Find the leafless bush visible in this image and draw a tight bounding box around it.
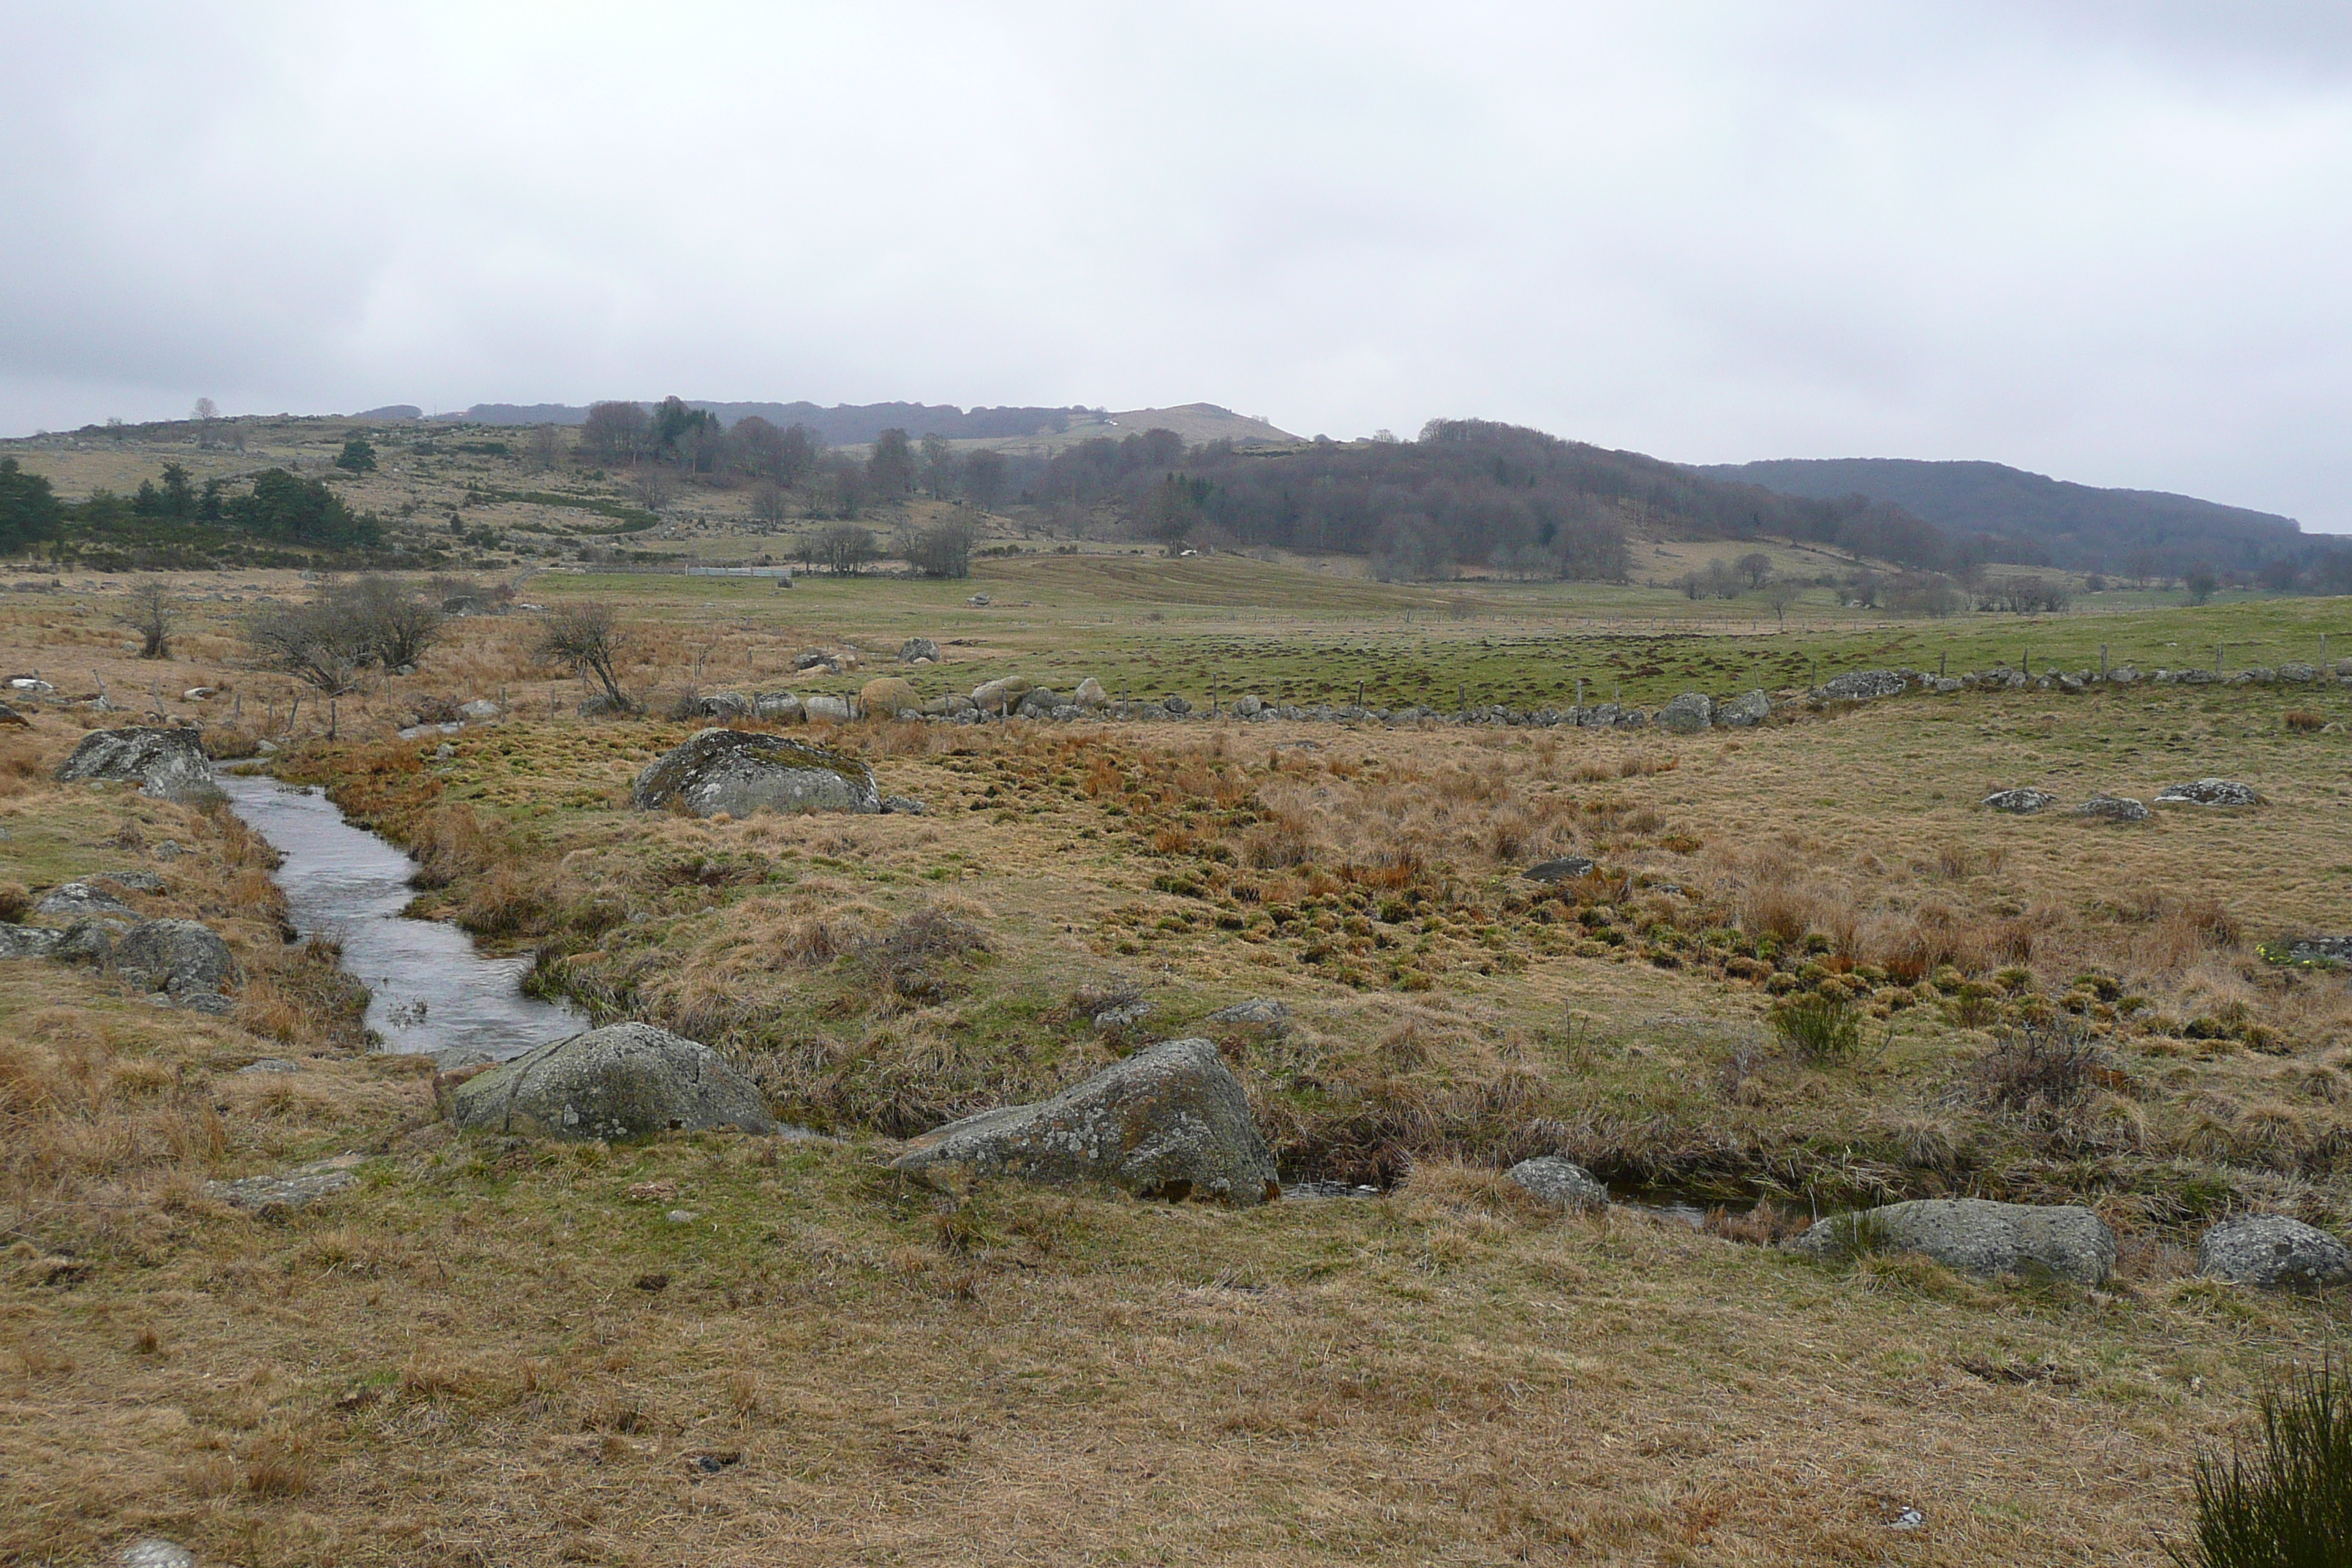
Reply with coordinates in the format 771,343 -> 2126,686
535,603 -> 636,712
1970,1020 -> 2106,1112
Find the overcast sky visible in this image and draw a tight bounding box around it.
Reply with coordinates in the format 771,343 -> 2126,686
5,2 -> 2349,528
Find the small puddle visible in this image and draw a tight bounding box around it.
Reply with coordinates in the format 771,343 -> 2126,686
217,774 -> 584,1065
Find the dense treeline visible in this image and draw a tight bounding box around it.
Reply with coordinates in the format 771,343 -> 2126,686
0,459 -> 384,567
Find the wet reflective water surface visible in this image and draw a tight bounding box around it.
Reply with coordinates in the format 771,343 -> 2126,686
218,773 -> 584,1064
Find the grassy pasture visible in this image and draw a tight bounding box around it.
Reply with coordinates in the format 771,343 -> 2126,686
1,568 -> 2349,1564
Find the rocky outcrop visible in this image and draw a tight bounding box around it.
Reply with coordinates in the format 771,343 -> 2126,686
446,1023 -> 777,1141
206,1154 -> 366,1214
892,1037 -> 1279,1205
2075,794 -> 2151,823
55,725 -> 217,802
631,729 -> 878,818
2155,779 -> 2260,807
115,918 -> 236,999
34,881 -> 138,923
1656,693 -> 1713,734
2196,1214 -> 2352,1290
1787,1198 -> 2117,1284
899,637 -> 941,663
1984,788 -> 2058,813
1505,1156 -> 1606,1210
1716,690 -> 1771,728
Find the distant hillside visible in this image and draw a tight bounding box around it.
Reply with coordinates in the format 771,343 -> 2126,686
1695,457 -> 2304,575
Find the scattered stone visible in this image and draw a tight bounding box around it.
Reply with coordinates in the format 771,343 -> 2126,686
181,687 -> 216,701
1983,788 -> 2058,814
2155,778 -> 2260,807
2196,1214 -> 2352,1290
152,839 -> 184,861
802,694 -> 852,723
206,1154 -> 366,1215
899,637 -> 941,663
1656,692 -> 1713,733
115,918 -> 236,998
2278,663 -> 2317,682
235,1058 -> 303,1074
1074,677 -> 1109,707
754,691 -> 804,723
34,881 -> 138,923
1092,1000 -> 1151,1033
1716,690 -> 1771,727
666,1209 -> 698,1225
879,796 -> 927,815
1523,856 -> 1597,883
1787,1198 -> 2117,1284
690,690 -> 754,720
53,725 -> 217,802
434,742 -> 456,760
860,676 -> 920,718
2075,794 -> 2151,823
1204,998 -> 1287,1027
2275,935 -> 2352,967
794,649 -> 834,671
445,1022 -> 778,1141
91,870 -> 163,893
1504,1156 -> 1607,1210
1231,693 -> 1264,717
966,593 -> 992,606
633,729 -> 879,818
1161,694 -> 1192,716
458,698 -> 500,720
120,1539 -> 197,1568
892,1037 -> 1280,1205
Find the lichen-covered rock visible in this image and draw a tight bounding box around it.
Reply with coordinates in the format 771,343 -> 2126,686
2075,794 -> 2151,823
631,728 -> 878,818
1523,856 -> 1597,883
892,1037 -> 1279,1205
2196,1214 -> 2352,1290
1656,692 -> 1713,733
0,924 -> 63,960
860,677 -> 920,718
206,1154 -> 366,1214
1505,1156 -> 1607,1210
1074,678 -> 1109,707
115,918 -> 235,997
754,691 -> 804,723
2155,778 -> 2260,807
34,881 -> 138,923
55,725 -> 217,802
1787,1198 -> 2117,1284
447,1022 -> 777,1141
899,637 -> 941,663
1205,998 -> 1287,1028
1820,669 -> 1907,701
802,694 -> 852,723
1984,788 -> 2058,814
1717,690 -> 1772,727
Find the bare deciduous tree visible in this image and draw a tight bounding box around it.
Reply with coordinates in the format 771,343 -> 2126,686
117,581 -> 178,659
527,423 -> 564,472
750,481 -> 791,529
813,523 -> 878,575
629,466 -> 679,512
535,603 -> 636,712
244,599 -> 368,696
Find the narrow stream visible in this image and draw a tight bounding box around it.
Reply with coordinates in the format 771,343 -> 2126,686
217,773 -> 585,1066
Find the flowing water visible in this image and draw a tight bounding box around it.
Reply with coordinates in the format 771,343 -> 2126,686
217,773 -> 584,1064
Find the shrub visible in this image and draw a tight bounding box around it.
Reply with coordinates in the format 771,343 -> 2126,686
2170,1358 -> 2352,1568
1971,1021 -> 2103,1112
2283,711 -> 2325,734
0,881 -> 28,923
1767,992 -> 1868,1064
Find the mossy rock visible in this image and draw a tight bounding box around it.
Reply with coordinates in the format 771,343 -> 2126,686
630,728 -> 878,818
446,1022 -> 777,1141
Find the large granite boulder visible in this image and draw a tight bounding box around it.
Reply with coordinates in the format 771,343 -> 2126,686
1787,1197 -> 2117,1284
899,637 -> 941,664
1075,678 -> 1109,708
2155,778 -> 2260,807
892,1037 -> 1280,1205
970,675 -> 1032,713
446,1022 -> 776,1141
753,691 -> 804,723
690,690 -> 755,721
1656,693 -> 1713,734
631,728 -> 878,818
802,694 -> 853,723
115,918 -> 235,998
860,677 -> 920,718
1504,1156 -> 1607,1210
2196,1214 -> 2352,1291
55,725 -> 217,802
1717,690 -> 1771,728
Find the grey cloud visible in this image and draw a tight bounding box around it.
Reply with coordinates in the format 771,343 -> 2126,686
2,1 -> 2347,529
